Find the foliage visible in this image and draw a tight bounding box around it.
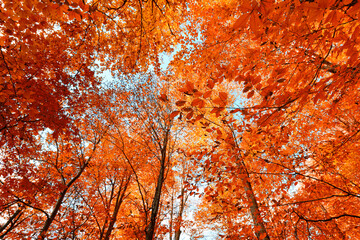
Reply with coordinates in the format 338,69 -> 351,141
1,0 -> 360,239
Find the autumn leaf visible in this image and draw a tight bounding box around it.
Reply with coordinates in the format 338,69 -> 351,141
191,98 -> 205,108
4,0 -> 360,239
186,110 -> 194,119
195,114 -> 204,121
176,100 -> 186,106
207,80 -> 215,89
218,91 -> 228,101
170,111 -> 180,119
212,97 -> 224,106
203,90 -> 212,98
186,81 -> 195,92
243,85 -> 252,93
233,13 -> 251,30
159,93 -> 168,102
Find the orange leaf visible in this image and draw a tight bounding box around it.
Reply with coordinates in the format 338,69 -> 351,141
182,107 -> 192,112
170,111 -> 180,119
191,98 -> 203,106
186,81 -> 195,92
207,80 -> 215,89
203,90 -> 212,98
259,232 -> 267,240
176,100 -> 186,106
317,0 -> 334,8
219,91 -> 228,101
233,13 -> 250,30
186,111 -> 194,119
194,90 -> 203,97
178,87 -> 188,93
159,93 -> 168,102
250,12 -> 262,35
210,107 -> 218,114
195,114 -> 204,121
213,97 -> 223,105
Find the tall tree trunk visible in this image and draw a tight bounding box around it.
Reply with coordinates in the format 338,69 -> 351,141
145,130 -> 169,240
0,208 -> 22,233
230,124 -> 270,240
38,163 -> 89,240
0,207 -> 23,238
38,188 -> 68,240
103,176 -> 131,240
169,195 -> 174,240
238,160 -> 270,240
174,186 -> 185,240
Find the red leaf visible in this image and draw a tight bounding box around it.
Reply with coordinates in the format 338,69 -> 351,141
230,109 -> 241,114
243,85 -> 252,93
247,90 -> 255,98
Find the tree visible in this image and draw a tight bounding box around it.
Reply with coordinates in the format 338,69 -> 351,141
171,0 -> 360,238
91,74 -> 188,240
3,0 -> 360,239
76,137 -> 132,240
0,113 -> 106,239
0,0 -> 183,151
1,0 -> 184,238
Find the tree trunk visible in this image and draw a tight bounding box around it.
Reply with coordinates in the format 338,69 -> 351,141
174,186 -> 185,240
0,208 -> 22,233
0,207 -> 23,238
38,162 -> 89,240
169,195 -> 174,240
38,188 -> 68,240
238,160 -> 270,240
103,176 -> 131,240
145,130 -> 169,240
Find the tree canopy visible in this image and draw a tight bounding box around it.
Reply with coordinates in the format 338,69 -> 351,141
1,0 -> 360,239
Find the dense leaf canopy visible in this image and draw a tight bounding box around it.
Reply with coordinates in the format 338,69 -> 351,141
1,0 -> 360,239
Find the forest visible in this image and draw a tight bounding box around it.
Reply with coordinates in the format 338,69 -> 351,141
1,0 -> 360,239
